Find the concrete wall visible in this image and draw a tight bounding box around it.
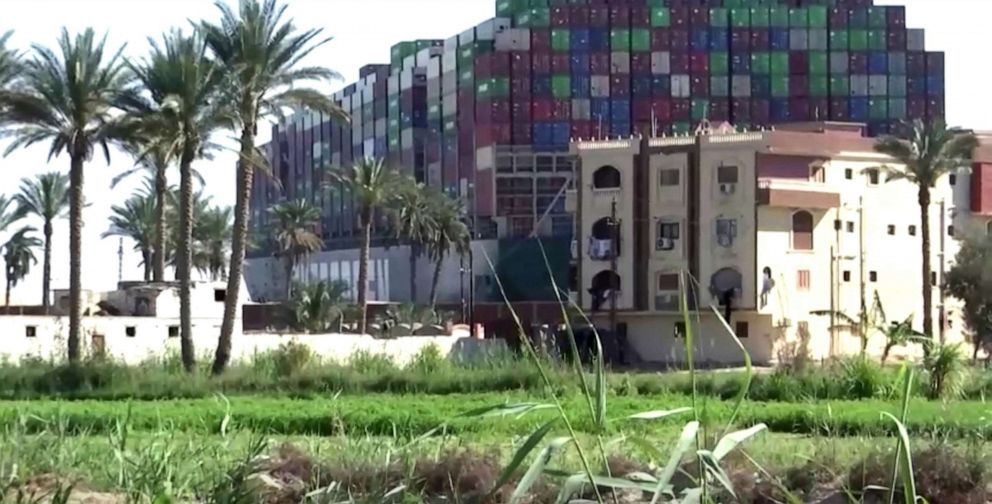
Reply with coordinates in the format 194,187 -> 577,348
0,315 -> 498,366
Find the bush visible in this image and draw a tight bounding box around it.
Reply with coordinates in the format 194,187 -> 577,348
349,350 -> 397,374
272,341 -> 315,377
924,343 -> 968,400
408,344 -> 447,373
848,445 -> 988,504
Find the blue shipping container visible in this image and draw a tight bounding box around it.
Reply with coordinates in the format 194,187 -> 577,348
610,99 -> 631,121
709,28 -> 729,51
771,99 -> 791,121
589,28 -> 609,51
907,77 -> 926,95
570,54 -> 590,74
652,75 -> 671,95
633,76 -> 653,97
850,97 -> 870,120
534,123 -> 555,146
533,76 -> 553,96
552,122 -> 570,144
770,28 -> 789,50
927,76 -> 943,95
731,54 -> 751,73
591,98 -> 611,120
611,121 -> 631,137
691,29 -> 710,51
571,29 -> 591,52
572,75 -> 591,97
751,75 -> 771,96
869,52 -> 887,73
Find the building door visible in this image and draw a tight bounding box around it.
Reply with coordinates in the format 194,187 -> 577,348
91,333 -> 106,360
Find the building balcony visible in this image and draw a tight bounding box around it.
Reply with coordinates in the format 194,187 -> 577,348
757,179 -> 840,210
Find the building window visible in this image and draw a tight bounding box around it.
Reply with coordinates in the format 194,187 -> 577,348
593,165 -> 621,189
657,221 -> 680,251
846,221 -> 855,233
833,219 -> 841,231
887,225 -> 895,235
866,168 -> 880,185
870,271 -> 878,282
810,165 -> 825,183
658,273 -> 679,292
845,168 -> 853,180
125,326 -> 136,338
716,218 -> 738,247
735,321 -> 749,338
797,270 -> 811,291
717,165 -> 739,184
659,168 -> 680,186
949,174 -> 957,186
792,211 -> 814,250
674,321 -> 686,339
948,225 -> 955,237
931,272 -> 938,286
168,326 -> 180,338
908,225 -> 917,236
25,326 -> 36,338
214,289 -> 227,302
843,271 -> 852,282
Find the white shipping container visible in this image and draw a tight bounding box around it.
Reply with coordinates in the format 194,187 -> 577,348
611,51 -> 630,74
444,35 -> 459,50
476,146 -> 495,170
400,70 -> 414,91
401,129 -> 414,148
830,51 -> 848,74
362,87 -> 373,105
671,75 -> 690,98
850,75 -> 869,97
808,29 -> 828,51
364,138 -> 375,155
476,19 -> 496,41
459,28 -> 476,47
732,75 -> 751,97
789,29 -> 808,50
493,17 -> 512,33
888,76 -> 906,96
442,51 -> 457,73
416,48 -> 432,67
403,55 -> 416,72
427,58 -> 441,79
376,118 -> 388,137
651,51 -> 670,74
869,75 -> 888,96
443,93 -> 457,114
351,93 -> 362,109
495,28 -> 530,51
388,75 -> 400,95
907,29 -> 925,51
572,98 -> 591,120
590,75 -> 611,98
889,52 -> 906,75
711,76 -> 729,96
442,71 -> 457,92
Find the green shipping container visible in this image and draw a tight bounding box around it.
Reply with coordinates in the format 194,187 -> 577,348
830,76 -> 849,95
458,46 -> 475,65
889,98 -> 907,119
711,77 -> 729,96
459,69 -> 474,88
771,76 -> 789,97
528,0 -> 548,6
809,6 -> 828,28
868,30 -> 887,51
750,8 -> 770,27
869,98 -> 888,119
868,7 -> 887,28
428,104 -> 441,120
493,77 -> 510,97
631,29 -> 650,52
751,53 -> 770,74
672,122 -> 691,135
691,99 -> 710,120
515,11 -> 532,27
809,76 -> 828,97
731,8 -> 749,27
651,7 -> 671,27
769,7 -> 789,28
830,30 -> 848,50
710,8 -> 728,27
645,0 -> 663,6
552,29 -> 570,51
611,29 -> 630,50
711,52 -> 729,74
849,30 -> 868,51
477,78 -> 494,98
552,75 -> 571,98
809,52 -> 828,75
789,8 -> 808,27
529,8 -> 551,27
770,52 -> 789,75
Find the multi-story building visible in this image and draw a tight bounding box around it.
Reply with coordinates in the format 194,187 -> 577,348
246,0 -> 944,309
569,122 -> 990,365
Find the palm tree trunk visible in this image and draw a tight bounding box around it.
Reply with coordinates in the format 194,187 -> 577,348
284,255 -> 294,299
919,187 -> 933,349
409,244 -> 418,304
358,206 -> 372,335
67,152 -> 84,363
142,250 -> 152,281
178,145 -> 196,373
5,275 -> 10,308
430,255 -> 443,307
42,220 -> 52,313
882,342 -> 893,364
213,123 -> 255,376
154,162 -> 167,282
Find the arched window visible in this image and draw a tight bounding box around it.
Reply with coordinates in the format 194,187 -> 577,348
792,211 -> 814,250
589,270 -> 621,311
592,217 -> 616,240
593,165 -> 621,189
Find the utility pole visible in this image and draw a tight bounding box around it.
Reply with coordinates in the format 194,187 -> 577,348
829,245 -> 836,357
609,198 -> 619,356
859,196 -> 867,352
117,238 -> 124,284
939,199 -> 947,343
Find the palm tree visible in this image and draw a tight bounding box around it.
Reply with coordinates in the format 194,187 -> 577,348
288,279 -> 349,333
811,291 -> 889,356
3,227 -> 40,307
196,205 -> 233,281
875,120 -> 978,344
113,144 -> 172,282
15,172 -> 69,311
427,192 -> 471,307
392,184 -> 437,303
201,0 -> 348,375
270,199 -> 323,299
0,31 -> 22,117
130,29 -> 227,373
326,158 -> 406,335
2,29 -> 136,362
104,191 -> 157,281
0,196 -> 27,246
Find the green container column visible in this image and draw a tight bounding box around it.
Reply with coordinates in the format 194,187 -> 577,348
829,30 -> 848,50
631,29 -> 650,52
552,29 -> 570,52
552,75 -> 571,98
710,8 -> 728,27
830,76 -> 850,96
751,53 -> 771,74
868,30 -> 887,51
771,76 -> 789,97
809,52 -> 828,75
691,99 -> 710,120
770,52 -> 789,75
711,53 -> 729,75
750,8 -> 770,28
769,7 -> 789,28
611,29 -> 630,51
651,7 -> 671,27
849,30 -> 868,51
810,76 -> 828,97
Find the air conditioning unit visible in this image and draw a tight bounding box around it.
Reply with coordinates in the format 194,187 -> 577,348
719,183 -> 737,195
717,234 -> 733,247
657,238 -> 675,251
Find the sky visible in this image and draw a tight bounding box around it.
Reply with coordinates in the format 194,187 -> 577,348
0,0 -> 989,303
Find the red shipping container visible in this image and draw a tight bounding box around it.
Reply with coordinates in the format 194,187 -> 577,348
533,99 -> 554,121
790,52 -> 809,75
651,99 -> 672,122
691,52 -> 709,74
531,29 -> 551,52
731,29 -> 750,52
887,30 -> 906,51
671,7 -> 689,27
630,6 -> 651,27
906,52 -> 926,75
671,29 -> 690,51
532,52 -> 552,74
634,122 -> 653,137
849,53 -> 868,74
790,98 -> 810,121
888,6 -> 906,27
672,99 -> 691,121
457,89 -> 475,108
494,100 -> 512,122
512,99 -> 532,121
790,75 -> 809,97
571,120 -> 593,140
830,98 -> 850,120
633,98 -> 653,121
511,77 -> 532,98
690,76 -> 708,96
651,28 -> 671,51
751,98 -> 769,123
551,6 -> 569,27
551,54 -> 571,73
908,97 -> 926,119
671,52 -> 690,73
552,99 -> 571,119
589,6 -> 609,27
750,29 -> 769,50
732,98 -> 750,121
476,124 -> 511,147
631,53 -> 651,74
611,75 -> 631,97
590,52 -> 611,74
475,171 -> 494,217
570,6 -> 589,26
710,98 -> 730,121
610,6 -> 630,26
511,52 -> 531,77
926,52 -> 945,73
829,8 -> 846,27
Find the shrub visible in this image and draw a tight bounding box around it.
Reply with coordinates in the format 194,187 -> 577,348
924,343 -> 968,400
271,341 -> 315,377
848,445 -> 988,504
349,350 -> 397,374
408,344 -> 447,373
837,356 -> 889,399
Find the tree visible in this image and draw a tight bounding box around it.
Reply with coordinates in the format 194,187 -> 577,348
2,227 -> 40,307
2,29 -> 136,362
879,317 -> 925,364
812,291 -> 906,358
15,172 -> 69,311
270,199 -> 323,299
288,279 -> 348,333
103,191 -> 157,281
201,0 -> 347,375
326,158 -> 406,335
196,205 -> 233,281
426,191 -> 470,307
130,29 -> 227,373
0,31 -> 22,118
0,196 -> 27,246
945,233 -> 992,362
392,183 -> 437,304
875,120 -> 978,344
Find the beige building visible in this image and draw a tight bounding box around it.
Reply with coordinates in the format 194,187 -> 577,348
567,122 -> 990,366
